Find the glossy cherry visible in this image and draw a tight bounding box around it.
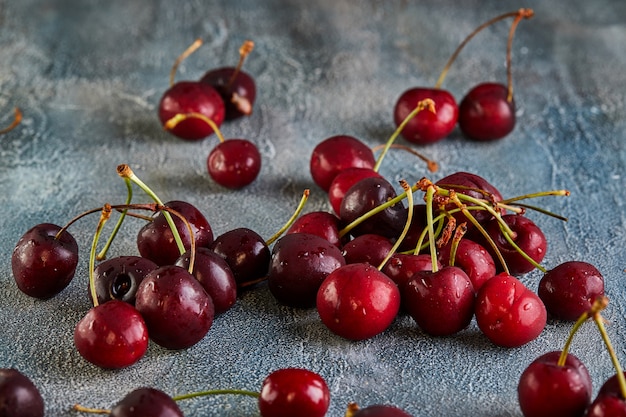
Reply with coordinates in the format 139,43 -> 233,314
259,368 -> 330,417
475,272 -> 546,347
286,211 -> 342,247
346,403 -> 414,417
158,81 -> 225,141
90,255 -> 158,305
175,247 -> 237,314
12,223 -> 79,299
268,233 -> 345,308
538,261 -> 605,321
309,135 -> 376,192
327,167 -> 382,216
438,238 -> 496,292
381,253 -> 437,290
110,387 -> 183,417
74,300 -> 149,369
207,138 -> 261,189
0,368 -> 44,417
518,351 -> 592,417
393,87 -> 458,145
135,265 -> 214,350
585,373 -> 626,416
342,234 -> 393,266
458,83 -> 515,141
317,263 -> 400,340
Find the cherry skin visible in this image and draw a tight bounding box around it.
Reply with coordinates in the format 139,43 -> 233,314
158,80 -> 225,141
137,200 -> 214,266
200,67 -> 256,120
286,211 -> 343,247
207,138 -> 261,189
397,204 -> 428,252
342,234 -> 393,266
475,272 -> 547,347
110,387 -> 183,417
403,266 -> 475,336
438,238 -> 496,292
381,253 -> 438,290
316,263 -> 400,340
517,351 -> 592,417
393,87 -> 458,145
585,372 -> 626,416
0,368 -> 44,417
327,167 -> 382,216
458,82 -> 515,141
135,265 -> 214,350
538,261 -> 605,321
74,300 -> 149,369
90,255 -> 159,305
259,368 -> 330,417
175,247 -> 237,314
268,233 -> 345,308
310,135 -> 376,192
347,403 -> 415,417
12,223 -> 79,299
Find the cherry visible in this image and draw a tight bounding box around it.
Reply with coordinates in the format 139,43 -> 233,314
342,234 -> 393,266
403,266 -> 475,336
586,373 -> 626,416
393,88 -> 458,145
538,261 -> 605,321
327,167 -> 382,216
0,368 -> 44,417
135,265 -> 214,350
475,272 -> 546,347
309,135 -> 376,192
286,211 -> 342,247
74,300 -> 149,369
346,403 -> 414,417
458,83 -> 515,141
11,223 -> 79,299
438,238 -> 496,292
90,255 -> 158,305
110,387 -> 183,417
137,200 -> 213,266
381,253 -> 438,290
258,368 -> 330,417
316,263 -> 400,340
397,203 -> 428,252
200,40 -> 256,120
207,138 -> 261,189
267,232 -> 345,308
518,351 -> 592,417
210,227 -> 270,288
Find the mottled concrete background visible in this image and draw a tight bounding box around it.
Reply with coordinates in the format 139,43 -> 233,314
1,0 -> 625,415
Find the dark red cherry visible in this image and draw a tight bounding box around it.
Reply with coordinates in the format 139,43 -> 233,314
403,266 -> 475,336
74,300 -> 149,369
327,167 -> 382,216
438,238 -> 496,292
342,234 -> 393,266
348,403 -> 414,417
175,247 -> 237,314
201,67 -> 256,120
397,204 -> 428,253
585,372 -> 626,416
258,368 -> 330,417
207,138 -> 261,189
135,265 -> 214,350
91,256 -> 159,305
12,223 -> 79,299
518,351 -> 592,417
158,81 -> 225,141
310,135 -> 376,192
393,87 -> 458,145
381,253 -> 438,290
268,233 -> 345,308
475,272 -> 546,347
137,200 -> 213,266
538,261 -> 605,321
110,387 -> 183,417
286,211 -> 342,247
210,227 -> 270,288
0,368 -> 44,417
458,82 -> 515,141
317,263 -> 400,340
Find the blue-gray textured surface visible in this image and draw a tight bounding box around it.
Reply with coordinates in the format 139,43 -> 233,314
1,0 -> 625,415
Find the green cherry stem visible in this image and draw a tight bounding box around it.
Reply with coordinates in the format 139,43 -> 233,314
96,177 -> 133,261
172,388 -> 259,402
89,205 -> 113,307
424,184 -> 439,272
117,164 -> 186,256
169,38 -> 203,87
378,180 -> 413,270
447,222 -> 468,268
556,298 -> 605,367
72,404 -> 110,414
591,296 -> 626,399
164,112 -> 226,143
265,188 -> 311,246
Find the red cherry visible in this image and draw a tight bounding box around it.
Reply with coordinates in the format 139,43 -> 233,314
475,273 -> 546,347
0,368 -> 44,417
348,403 -> 414,417
316,263 -> 400,340
286,211 -> 342,247
438,238 -> 496,292
342,234 -> 394,266
327,167 -> 382,216
381,253 -> 437,290
393,87 -> 458,145
458,82 -> 515,141
110,387 -> 183,417
258,368 -> 330,417
207,138 -> 261,189
74,300 -> 149,369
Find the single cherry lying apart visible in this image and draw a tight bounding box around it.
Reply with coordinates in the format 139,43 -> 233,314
0,368 -> 44,417
258,368 -> 330,417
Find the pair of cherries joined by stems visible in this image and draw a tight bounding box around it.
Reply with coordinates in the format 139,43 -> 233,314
158,39 -> 261,189
394,8 -> 534,144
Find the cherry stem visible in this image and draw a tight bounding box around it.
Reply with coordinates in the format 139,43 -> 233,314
164,112 -> 226,143
591,296 -> 626,399
117,164 -> 186,256
500,224 -> 547,273
0,107 -> 22,134
72,404 -> 110,414
96,177 -> 133,261
344,402 -> 361,417
169,38 -> 203,87
506,9 -> 534,102
372,143 -> 438,173
557,298 -> 606,367
172,388 -> 259,402
424,185 -> 439,272
378,180 -> 413,270
434,8 -> 533,89
447,223 -> 468,267
89,205 -> 112,307
373,98 -> 436,172
500,189 -> 570,204
226,40 -> 254,88
265,189 -> 311,246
